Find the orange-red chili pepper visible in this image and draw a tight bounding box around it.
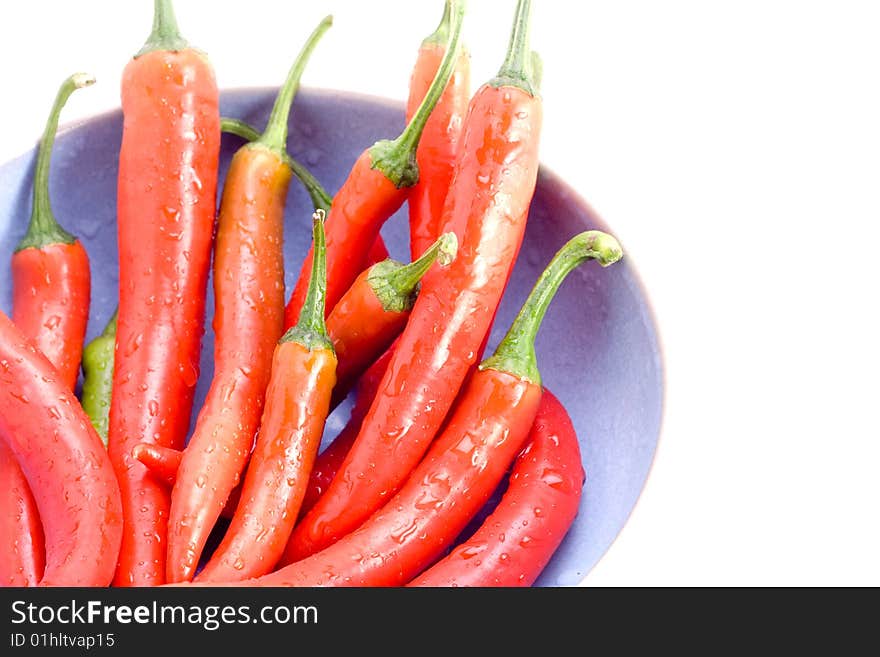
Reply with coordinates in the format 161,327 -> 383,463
327,232 -> 456,397
0,311 -> 123,586
195,213 -> 336,583
300,345 -> 394,516
409,389 -> 585,587
204,231 -> 622,587
282,0 -> 466,327
285,0 -> 544,561
108,0 -> 221,586
165,16 -> 332,584
406,1 -> 471,260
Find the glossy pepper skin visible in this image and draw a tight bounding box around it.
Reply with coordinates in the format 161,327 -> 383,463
327,233 -> 456,398
0,311 -> 123,586
166,17 -> 332,583
0,437 -> 44,586
410,389 -> 585,587
177,228 -> 622,588
407,2 -> 471,259
196,215 -> 336,583
300,344 -> 394,515
282,0 -> 467,327
285,0 -> 544,561
108,0 -> 221,586
255,372 -> 541,586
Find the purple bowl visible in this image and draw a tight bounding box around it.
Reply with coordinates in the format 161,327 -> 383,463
0,87 -> 664,586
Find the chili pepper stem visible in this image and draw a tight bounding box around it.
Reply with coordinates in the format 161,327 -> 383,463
221,118 -> 332,212
423,0 -> 454,47
491,0 -> 540,96
16,73 -> 94,252
282,211 -> 331,350
368,232 -> 458,313
369,0 -> 466,188
138,0 -> 189,57
480,231 -> 623,384
256,16 -> 333,154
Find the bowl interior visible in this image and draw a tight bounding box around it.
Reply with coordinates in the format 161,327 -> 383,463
0,87 -> 664,586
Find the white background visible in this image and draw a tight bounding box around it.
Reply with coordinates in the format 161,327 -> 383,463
1,1 -> 878,586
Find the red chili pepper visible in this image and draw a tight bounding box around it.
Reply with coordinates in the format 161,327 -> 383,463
208,231 -> 622,587
282,0 -> 466,327
0,311 -> 123,586
406,1 -> 471,260
300,345 -> 394,515
0,437 -> 45,586
108,0 -> 221,586
328,232 -> 456,398
12,73 -> 93,391
285,0 -> 544,561
195,213 -> 337,583
366,238 -> 390,267
409,389 -> 584,587
166,16 -> 332,584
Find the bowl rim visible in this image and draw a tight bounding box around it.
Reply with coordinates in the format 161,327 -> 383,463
0,84 -> 668,586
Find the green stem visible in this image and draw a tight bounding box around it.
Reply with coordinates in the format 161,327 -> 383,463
16,73 -> 94,252
490,0 -> 540,96
281,210 -> 332,350
369,0 -> 466,188
368,232 -> 458,313
423,0 -> 453,47
137,0 -> 189,57
480,231 -> 623,384
81,308 -> 119,446
257,15 -> 333,153
221,117 -> 332,213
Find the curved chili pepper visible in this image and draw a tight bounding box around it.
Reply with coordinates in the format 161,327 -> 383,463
328,232 -> 456,398
0,437 -> 44,586
301,345 -> 394,515
282,0 -> 466,327
409,389 -> 584,587
166,16 -> 332,584
0,311 -> 123,586
407,0 -> 471,259
108,0 -> 221,586
210,231 -> 622,587
12,73 -> 93,391
285,0 -> 544,562
81,309 -> 117,445
195,213 -> 336,583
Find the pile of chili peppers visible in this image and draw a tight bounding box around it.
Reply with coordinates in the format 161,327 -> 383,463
0,0 -> 624,588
